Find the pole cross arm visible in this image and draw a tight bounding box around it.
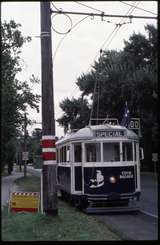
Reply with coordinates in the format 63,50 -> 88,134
50,10 -> 157,20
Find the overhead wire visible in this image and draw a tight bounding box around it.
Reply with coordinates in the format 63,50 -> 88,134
120,1 -> 157,15
51,2 -> 92,98
87,1 -> 138,66
104,1 -> 140,49
51,2 -> 61,11
89,1 -> 140,123
52,15 -> 91,64
69,2 -> 139,99
74,1 -> 104,13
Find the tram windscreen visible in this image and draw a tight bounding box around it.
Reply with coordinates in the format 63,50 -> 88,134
103,143 -> 120,162
122,142 -> 133,161
85,143 -> 101,162
74,143 -> 82,162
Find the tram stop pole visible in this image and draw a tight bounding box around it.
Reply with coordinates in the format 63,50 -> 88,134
40,2 -> 58,216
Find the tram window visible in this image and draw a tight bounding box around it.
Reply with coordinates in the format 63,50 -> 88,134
122,142 -> 133,161
85,143 -> 101,162
134,142 -> 137,161
74,143 -> 82,162
103,143 -> 120,162
60,147 -> 63,162
60,146 -> 66,162
63,146 -> 66,162
56,149 -> 59,163
66,145 -> 70,162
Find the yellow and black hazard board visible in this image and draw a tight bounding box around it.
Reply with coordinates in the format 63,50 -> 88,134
9,192 -> 40,213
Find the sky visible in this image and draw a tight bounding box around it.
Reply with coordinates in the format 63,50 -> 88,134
1,1 -> 157,137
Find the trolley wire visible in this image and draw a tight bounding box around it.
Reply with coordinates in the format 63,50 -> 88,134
89,2 -> 140,124
74,1 -> 104,13
120,1 -> 157,16
52,15 -> 91,64
69,2 -> 138,100
96,1 -> 140,57
51,2 -> 61,11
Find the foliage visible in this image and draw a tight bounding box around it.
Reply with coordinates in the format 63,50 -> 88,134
28,128 -> 42,168
1,20 -> 40,174
57,97 -> 90,133
57,24 -> 158,170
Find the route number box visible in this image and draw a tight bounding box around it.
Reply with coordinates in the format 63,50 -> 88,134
128,118 -> 140,129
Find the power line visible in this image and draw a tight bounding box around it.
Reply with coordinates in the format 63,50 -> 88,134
74,1 -> 104,13
51,2 -> 60,11
103,1 -> 140,50
120,1 -> 157,16
52,15 -> 90,63
67,2 -> 136,99
87,1 -> 140,65
51,2 -> 157,102
88,2 -> 140,122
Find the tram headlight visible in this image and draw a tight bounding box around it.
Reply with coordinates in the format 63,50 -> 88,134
109,176 -> 117,184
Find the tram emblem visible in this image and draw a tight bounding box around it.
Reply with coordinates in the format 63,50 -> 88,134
90,170 -> 104,188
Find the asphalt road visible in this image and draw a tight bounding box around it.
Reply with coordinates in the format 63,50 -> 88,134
2,166 -> 158,240
94,172 -> 158,240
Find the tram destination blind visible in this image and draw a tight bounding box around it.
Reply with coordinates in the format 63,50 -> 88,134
95,130 -> 125,138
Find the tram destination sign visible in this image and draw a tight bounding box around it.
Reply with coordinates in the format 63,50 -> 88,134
95,130 -> 125,138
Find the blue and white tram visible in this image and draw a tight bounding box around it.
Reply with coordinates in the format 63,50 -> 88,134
56,123 -> 141,213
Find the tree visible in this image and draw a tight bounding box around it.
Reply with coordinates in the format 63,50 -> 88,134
57,24 -> 158,171
27,128 -> 42,167
57,97 -> 90,133
1,20 -> 40,174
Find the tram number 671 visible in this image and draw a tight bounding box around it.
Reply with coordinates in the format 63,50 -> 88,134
129,118 -> 140,129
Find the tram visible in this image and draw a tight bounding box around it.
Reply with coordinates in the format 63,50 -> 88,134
56,121 -> 142,213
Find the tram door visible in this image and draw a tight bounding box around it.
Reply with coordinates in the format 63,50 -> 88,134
73,143 -> 83,193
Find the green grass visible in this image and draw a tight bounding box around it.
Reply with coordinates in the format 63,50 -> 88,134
2,202 -> 121,241
14,175 -> 41,192
2,174 -> 121,241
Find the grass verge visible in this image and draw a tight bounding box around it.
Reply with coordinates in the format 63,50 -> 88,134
2,175 -> 121,241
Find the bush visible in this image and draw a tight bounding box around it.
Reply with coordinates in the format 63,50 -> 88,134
33,155 -> 43,169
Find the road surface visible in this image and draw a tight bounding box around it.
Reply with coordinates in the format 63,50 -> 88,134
1,171 -> 23,207
94,172 -> 158,240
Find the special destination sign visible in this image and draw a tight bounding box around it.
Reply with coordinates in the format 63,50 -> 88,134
95,130 -> 126,138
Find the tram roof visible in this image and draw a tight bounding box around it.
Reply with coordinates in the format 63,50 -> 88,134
56,124 -> 138,145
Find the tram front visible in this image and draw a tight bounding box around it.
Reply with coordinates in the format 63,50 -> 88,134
82,124 -> 141,212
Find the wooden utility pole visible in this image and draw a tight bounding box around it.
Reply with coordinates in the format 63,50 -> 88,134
40,2 -> 58,216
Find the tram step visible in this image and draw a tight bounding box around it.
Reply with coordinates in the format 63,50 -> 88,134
84,204 -> 140,214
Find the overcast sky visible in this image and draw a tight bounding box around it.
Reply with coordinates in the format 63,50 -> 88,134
2,1 -> 157,137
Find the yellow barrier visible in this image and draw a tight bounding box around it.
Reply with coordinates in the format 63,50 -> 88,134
9,192 -> 40,213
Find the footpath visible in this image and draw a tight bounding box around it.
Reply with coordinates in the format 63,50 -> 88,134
1,170 -> 24,208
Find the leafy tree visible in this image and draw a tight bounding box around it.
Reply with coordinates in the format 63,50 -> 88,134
57,97 -> 90,133
27,128 -> 42,166
1,20 -> 40,174
57,24 -> 158,171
